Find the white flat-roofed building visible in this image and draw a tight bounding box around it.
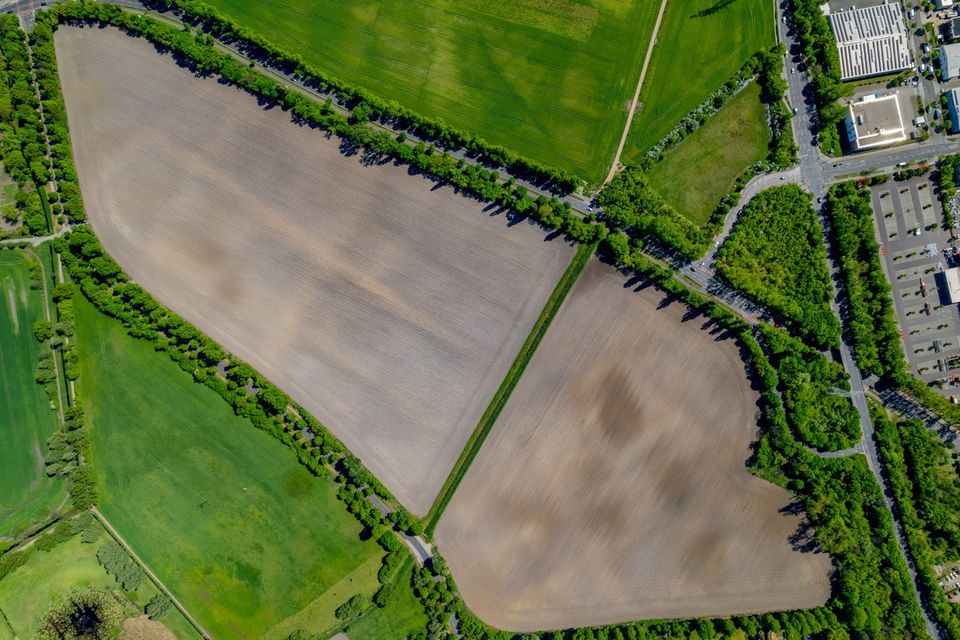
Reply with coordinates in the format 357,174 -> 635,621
829,3 -> 913,80
942,42 -> 960,78
844,93 -> 906,151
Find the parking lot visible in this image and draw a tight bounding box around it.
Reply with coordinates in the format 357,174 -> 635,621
871,174 -> 960,397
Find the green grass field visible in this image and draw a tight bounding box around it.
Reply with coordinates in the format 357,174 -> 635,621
200,0 -> 660,183
0,250 -> 65,539
75,294 -> 409,638
646,81 -> 769,225
0,535 -> 198,639
622,0 -> 774,163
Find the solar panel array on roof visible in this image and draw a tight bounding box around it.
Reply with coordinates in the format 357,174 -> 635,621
829,3 -> 913,80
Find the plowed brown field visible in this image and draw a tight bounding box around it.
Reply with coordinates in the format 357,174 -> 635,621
436,260 -> 832,630
55,26 -> 573,515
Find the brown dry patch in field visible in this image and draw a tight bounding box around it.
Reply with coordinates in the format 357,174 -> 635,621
118,616 -> 175,640
55,26 -> 573,515
436,260 -> 832,630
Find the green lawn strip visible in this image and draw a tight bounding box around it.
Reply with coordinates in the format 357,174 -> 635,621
647,81 -> 769,226
0,250 -> 65,540
74,294 -> 387,638
191,0 -> 659,184
423,241 -> 594,535
622,0 -> 774,161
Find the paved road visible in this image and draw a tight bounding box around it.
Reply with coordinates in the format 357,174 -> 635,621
0,227 -> 68,245
778,2 -> 940,635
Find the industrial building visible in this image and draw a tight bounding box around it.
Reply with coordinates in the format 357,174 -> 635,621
829,3 -> 913,80
943,42 -> 960,79
937,268 -> 960,305
844,93 -> 906,151
947,88 -> 960,133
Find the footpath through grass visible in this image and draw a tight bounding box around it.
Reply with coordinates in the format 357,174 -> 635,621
647,81 -> 769,226
75,294 -> 397,638
622,0 -> 774,162
424,241 -> 594,535
0,533 -> 198,639
0,250 -> 65,539
197,0 -> 659,184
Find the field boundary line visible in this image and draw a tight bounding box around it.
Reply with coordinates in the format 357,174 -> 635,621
90,507 -> 212,640
423,242 -> 595,536
603,0 -> 669,185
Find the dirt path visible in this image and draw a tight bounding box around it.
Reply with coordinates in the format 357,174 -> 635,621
603,0 -> 669,185
91,507 -> 212,640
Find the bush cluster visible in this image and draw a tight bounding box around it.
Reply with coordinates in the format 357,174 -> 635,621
759,324 -> 860,451
30,21 -> 86,223
96,539 -> 146,591
716,185 -> 840,348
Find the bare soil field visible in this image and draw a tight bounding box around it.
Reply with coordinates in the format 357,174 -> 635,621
55,26 -> 573,515
436,260 -> 832,630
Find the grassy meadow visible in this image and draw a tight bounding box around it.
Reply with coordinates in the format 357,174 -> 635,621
647,81 -> 769,225
74,294 -> 415,638
622,0 -> 774,162
200,0 -> 660,183
0,250 -> 65,539
0,534 -> 198,639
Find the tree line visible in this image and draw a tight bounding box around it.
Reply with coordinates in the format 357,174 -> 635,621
873,409 -> 960,639
0,15 -> 51,236
716,185 -> 840,348
136,0 -> 580,194
938,154 -> 960,228
787,0 -> 847,154
825,181 -> 960,425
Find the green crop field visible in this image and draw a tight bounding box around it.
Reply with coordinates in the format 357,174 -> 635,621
622,0 -> 774,163
0,250 -> 65,539
0,535 -> 198,639
74,295 -> 423,638
647,81 -> 769,225
199,0 -> 660,184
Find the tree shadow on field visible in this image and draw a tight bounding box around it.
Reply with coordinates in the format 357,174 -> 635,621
691,0 -> 740,18
781,502 -> 827,555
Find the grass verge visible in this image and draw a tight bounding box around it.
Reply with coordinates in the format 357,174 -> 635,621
423,241 -> 594,535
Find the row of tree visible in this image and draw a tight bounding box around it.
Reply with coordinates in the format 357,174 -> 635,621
938,155 -> 960,228
716,185 -> 840,348
826,181 -> 905,378
873,409 -> 960,639
134,0 -> 580,193
787,0 -> 847,153
29,21 -> 86,223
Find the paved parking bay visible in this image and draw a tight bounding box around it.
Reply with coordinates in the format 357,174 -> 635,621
871,174 -> 960,396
